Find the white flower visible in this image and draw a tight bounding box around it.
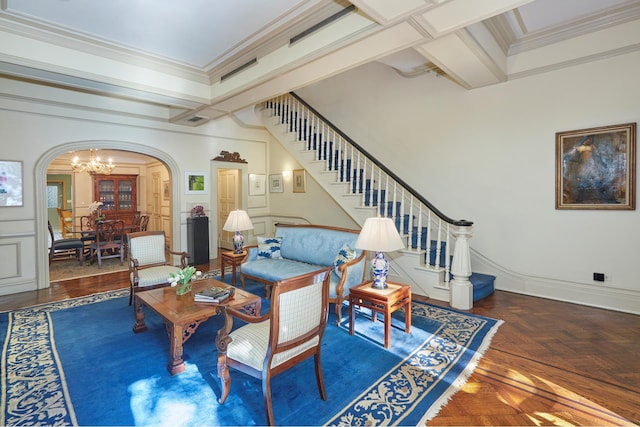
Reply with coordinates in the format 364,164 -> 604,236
88,201 -> 103,212
168,267 -> 200,287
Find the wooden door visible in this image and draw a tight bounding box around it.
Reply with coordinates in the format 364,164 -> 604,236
218,169 -> 239,250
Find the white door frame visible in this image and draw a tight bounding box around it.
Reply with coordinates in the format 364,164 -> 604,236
35,140 -> 181,290
210,160 -> 248,260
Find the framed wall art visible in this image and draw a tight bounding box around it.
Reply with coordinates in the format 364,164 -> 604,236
0,160 -> 23,207
248,173 -> 266,196
185,171 -> 208,195
293,169 -> 306,193
269,174 -> 283,193
556,122 -> 636,210
163,180 -> 170,201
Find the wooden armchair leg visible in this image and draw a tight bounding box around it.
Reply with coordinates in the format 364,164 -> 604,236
335,298 -> 344,326
314,352 -> 327,400
263,374 -> 275,426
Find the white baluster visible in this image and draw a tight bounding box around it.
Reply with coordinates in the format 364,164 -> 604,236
444,223 -> 451,287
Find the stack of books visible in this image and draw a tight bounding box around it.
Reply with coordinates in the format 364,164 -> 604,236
194,286 -> 233,303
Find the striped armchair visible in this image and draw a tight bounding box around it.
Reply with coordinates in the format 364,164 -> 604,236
127,230 -> 189,305
217,267 -> 332,426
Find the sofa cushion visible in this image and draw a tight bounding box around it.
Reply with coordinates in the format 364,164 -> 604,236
333,243 -> 356,276
257,236 -> 282,259
132,265 -> 182,288
242,258 -> 322,283
276,226 -> 360,266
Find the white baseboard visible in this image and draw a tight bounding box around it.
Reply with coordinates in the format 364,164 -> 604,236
471,250 -> 640,315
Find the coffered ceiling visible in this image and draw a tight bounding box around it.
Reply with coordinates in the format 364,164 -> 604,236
1,0 -> 639,126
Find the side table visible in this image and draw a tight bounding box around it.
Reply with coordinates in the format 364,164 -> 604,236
220,250 -> 246,287
349,281 -> 411,348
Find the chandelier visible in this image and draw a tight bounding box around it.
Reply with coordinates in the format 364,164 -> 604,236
71,149 -> 115,175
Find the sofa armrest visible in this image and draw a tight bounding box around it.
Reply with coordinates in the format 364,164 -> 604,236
242,245 -> 259,263
334,251 -> 367,298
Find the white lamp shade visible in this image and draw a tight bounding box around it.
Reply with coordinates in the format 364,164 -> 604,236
222,210 -> 254,232
355,217 -> 404,252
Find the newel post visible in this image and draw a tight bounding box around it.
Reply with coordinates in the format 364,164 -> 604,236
450,221 -> 473,310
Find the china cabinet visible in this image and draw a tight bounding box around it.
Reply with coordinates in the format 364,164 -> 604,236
93,174 -> 140,227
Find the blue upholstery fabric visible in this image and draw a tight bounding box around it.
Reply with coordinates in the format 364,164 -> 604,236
277,226 -> 359,266
241,258 -> 322,283
241,225 -> 367,307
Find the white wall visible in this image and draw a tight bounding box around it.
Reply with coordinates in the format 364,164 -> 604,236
0,80 -> 270,295
297,51 -> 640,308
265,134 -> 358,231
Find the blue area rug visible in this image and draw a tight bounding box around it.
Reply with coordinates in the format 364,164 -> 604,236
0,274 -> 502,426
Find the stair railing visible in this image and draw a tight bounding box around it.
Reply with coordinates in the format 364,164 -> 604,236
265,92 -> 474,299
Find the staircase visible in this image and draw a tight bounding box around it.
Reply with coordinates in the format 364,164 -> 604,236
261,93 -> 494,308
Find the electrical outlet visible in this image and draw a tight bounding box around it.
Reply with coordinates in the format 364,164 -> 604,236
593,272 -> 605,282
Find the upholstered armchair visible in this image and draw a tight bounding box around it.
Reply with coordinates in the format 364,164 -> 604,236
126,230 -> 189,305
217,267 -> 332,426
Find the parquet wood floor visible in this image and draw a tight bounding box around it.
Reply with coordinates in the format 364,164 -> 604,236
2,260 -> 638,426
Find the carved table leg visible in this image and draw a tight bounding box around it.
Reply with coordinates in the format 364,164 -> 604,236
216,307 -> 233,404
168,323 -> 186,375
132,298 -> 147,333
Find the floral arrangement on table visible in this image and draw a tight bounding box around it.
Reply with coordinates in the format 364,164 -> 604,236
87,201 -> 105,222
191,205 -> 206,217
168,266 -> 202,295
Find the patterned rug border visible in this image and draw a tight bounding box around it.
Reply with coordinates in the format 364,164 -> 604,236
2,273 -> 502,426
0,288 -> 130,314
17,268 -> 225,314
326,304 -> 503,426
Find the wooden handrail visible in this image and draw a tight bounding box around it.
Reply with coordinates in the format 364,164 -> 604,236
289,92 -> 472,227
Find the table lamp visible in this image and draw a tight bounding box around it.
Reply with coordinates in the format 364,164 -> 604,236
223,210 -> 254,254
355,217 -> 405,289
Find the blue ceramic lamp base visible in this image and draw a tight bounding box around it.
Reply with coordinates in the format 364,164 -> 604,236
371,251 -> 389,289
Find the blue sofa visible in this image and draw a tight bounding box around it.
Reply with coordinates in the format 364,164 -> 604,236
240,223 -> 366,324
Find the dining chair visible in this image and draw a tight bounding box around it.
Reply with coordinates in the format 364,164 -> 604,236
90,220 -> 125,268
57,207 -> 74,238
217,267 -> 332,426
127,230 -> 189,305
48,220 -> 84,265
138,215 -> 150,231
79,215 -> 96,258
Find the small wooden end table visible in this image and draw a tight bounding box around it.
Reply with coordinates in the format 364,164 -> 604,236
349,280 -> 411,348
220,250 -> 246,287
133,277 -> 261,375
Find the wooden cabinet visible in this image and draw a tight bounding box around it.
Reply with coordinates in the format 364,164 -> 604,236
187,216 -> 209,265
93,174 -> 140,227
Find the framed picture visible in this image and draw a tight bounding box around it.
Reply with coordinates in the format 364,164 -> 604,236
269,174 -> 284,193
293,169 -> 306,193
556,122 -> 636,210
163,180 -> 170,201
0,160 -> 23,207
248,173 -> 266,196
185,171 -> 208,195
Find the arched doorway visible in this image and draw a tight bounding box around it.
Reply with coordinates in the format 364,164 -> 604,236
35,141 -> 182,290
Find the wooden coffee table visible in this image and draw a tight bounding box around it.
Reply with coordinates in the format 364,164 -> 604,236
133,277 -> 261,375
